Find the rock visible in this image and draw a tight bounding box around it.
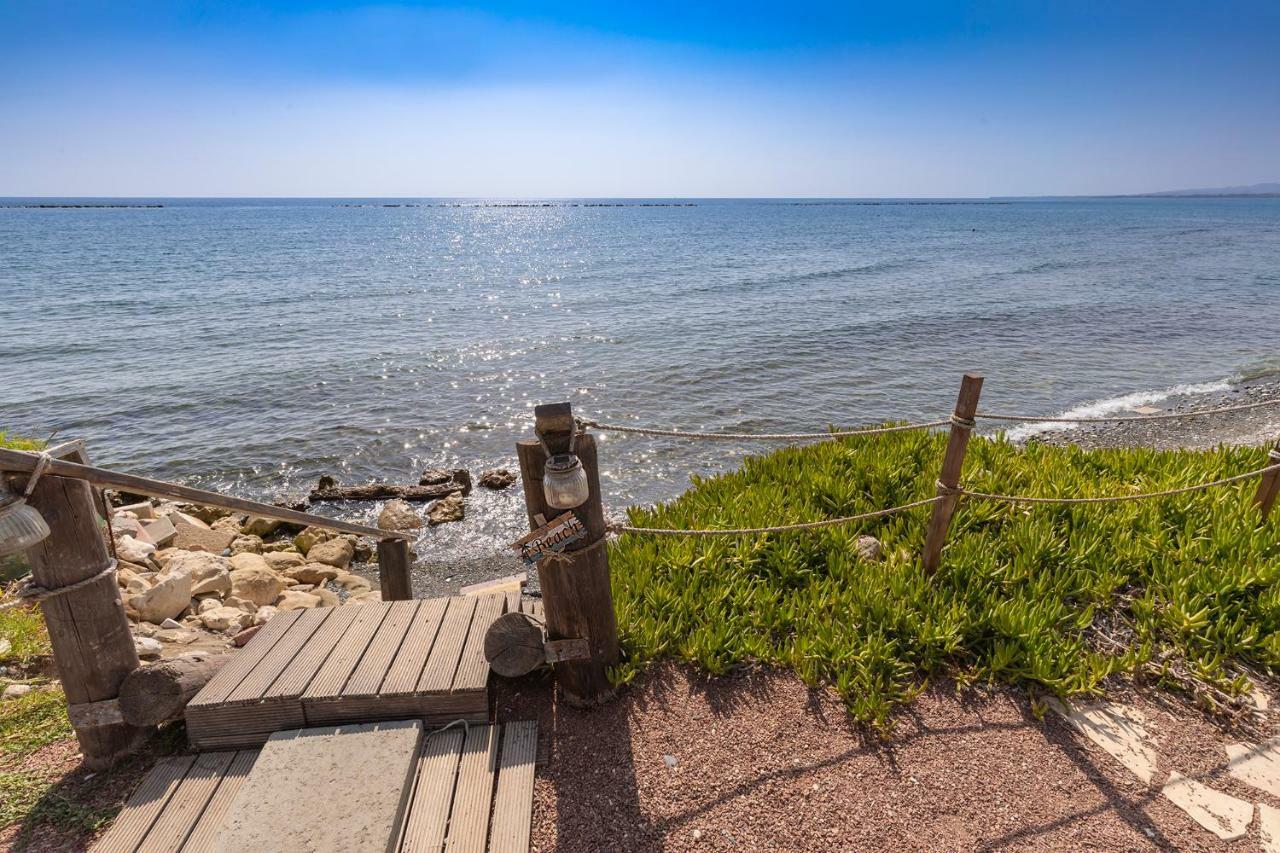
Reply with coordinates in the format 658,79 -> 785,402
111,515 -> 145,538
125,576 -> 151,595
200,606 -> 246,633
172,518 -> 237,554
133,622 -> 158,638
232,625 -> 262,647
478,469 -> 516,490
317,474 -> 337,492
350,536 -> 373,563
377,499 -> 423,531
153,548 -> 180,568
242,516 -> 283,537
229,566 -> 285,607
288,563 -> 340,584
333,572 -> 372,594
164,551 -> 232,583
3,684 -> 34,699
154,628 -> 202,644
854,535 -> 884,562
289,583 -> 315,593
276,590 -> 321,611
130,572 -> 193,624
170,510 -> 211,529
346,590 -> 382,605
306,537 -> 354,569
427,493 -> 465,526
313,588 -> 340,608
229,552 -> 271,573
261,540 -> 300,553
180,504 -> 232,524
419,468 -> 451,485
142,516 -> 177,548
210,515 -> 246,534
224,596 -> 259,614
116,500 -> 157,520
197,598 -> 222,614
117,565 -> 139,587
265,552 -> 306,572
252,606 -> 279,626
116,535 -> 157,564
190,569 -> 232,597
160,617 -> 184,630
450,469 -> 472,495
134,637 -> 164,660
294,526 -> 333,556
229,534 -> 264,556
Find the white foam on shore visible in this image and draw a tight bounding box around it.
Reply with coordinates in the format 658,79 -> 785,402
1005,378 -> 1234,442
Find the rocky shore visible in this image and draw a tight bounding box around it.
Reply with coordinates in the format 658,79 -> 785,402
1022,374 -> 1280,450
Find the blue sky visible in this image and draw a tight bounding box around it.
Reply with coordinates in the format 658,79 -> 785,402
2,1 -> 1277,197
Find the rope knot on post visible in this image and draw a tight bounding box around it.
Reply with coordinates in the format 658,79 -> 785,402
949,414 -> 976,430
1269,448 -> 1280,463
934,480 -> 964,497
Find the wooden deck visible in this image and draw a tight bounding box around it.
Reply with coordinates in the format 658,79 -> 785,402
92,722 -> 538,853
186,595 -> 514,750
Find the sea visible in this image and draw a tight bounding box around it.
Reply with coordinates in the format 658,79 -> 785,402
3,197 -> 1279,569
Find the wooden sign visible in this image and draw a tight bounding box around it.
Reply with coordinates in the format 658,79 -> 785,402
512,511 -> 586,566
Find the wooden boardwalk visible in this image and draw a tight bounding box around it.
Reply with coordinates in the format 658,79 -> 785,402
92,722 -> 538,853
186,595 -> 514,750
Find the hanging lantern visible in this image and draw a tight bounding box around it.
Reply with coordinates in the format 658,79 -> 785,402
543,452 -> 589,509
0,478 -> 50,558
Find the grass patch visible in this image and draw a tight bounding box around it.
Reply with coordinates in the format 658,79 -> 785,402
0,606 -> 52,668
610,431 -> 1280,729
1,689 -> 72,757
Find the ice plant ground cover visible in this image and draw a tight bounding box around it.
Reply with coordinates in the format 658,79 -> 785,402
609,429 -> 1280,729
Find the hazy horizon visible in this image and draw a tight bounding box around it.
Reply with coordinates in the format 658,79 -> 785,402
3,2 -> 1278,198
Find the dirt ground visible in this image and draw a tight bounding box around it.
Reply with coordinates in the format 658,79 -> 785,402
495,663 -> 1280,852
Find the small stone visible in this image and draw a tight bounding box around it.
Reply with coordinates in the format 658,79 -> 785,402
854,535 -> 884,562
3,684 -> 34,699
134,637 -> 163,659
232,625 -> 262,647
164,551 -> 233,582
333,572 -> 372,594
427,493 -> 465,526
190,568 -> 232,597
229,534 -> 264,556
293,526 -> 333,556
478,469 -> 516,490
154,628 -> 202,644
198,597 -> 221,614
252,606 -> 278,626
200,606 -> 247,633
210,514 -> 245,534
345,590 -> 382,605
276,590 -> 321,611
306,537 -> 354,570
313,588 -> 340,608
131,572 -> 193,623
241,516 -> 284,537
116,535 -> 157,565
230,566 -> 285,606
142,516 -> 177,548
180,504 -> 232,524
173,519 -> 237,553
160,618 -> 184,630
377,499 -> 424,531
664,754 -> 678,769
1260,803 -> 1280,853
125,576 -> 150,595
264,552 -> 306,572
0,638 -> 10,657
692,829 -> 703,841
286,563 -> 340,585
419,468 -> 452,486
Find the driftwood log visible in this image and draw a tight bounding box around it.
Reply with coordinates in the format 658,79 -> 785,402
308,482 -> 464,502
118,654 -> 228,728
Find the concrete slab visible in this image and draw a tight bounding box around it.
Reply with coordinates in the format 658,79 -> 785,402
1047,697 -> 1160,784
213,720 -> 423,853
1226,738 -> 1280,798
1160,771 -> 1253,841
1260,803 -> 1280,853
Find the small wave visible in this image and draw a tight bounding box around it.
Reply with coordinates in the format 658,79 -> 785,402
689,259 -> 918,297
1010,258 -> 1090,275
1004,378 -> 1234,441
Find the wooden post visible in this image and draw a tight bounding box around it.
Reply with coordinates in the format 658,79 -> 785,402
377,538 -> 413,601
20,473 -> 147,768
516,402 -> 618,706
922,373 -> 984,573
1256,442 -> 1280,521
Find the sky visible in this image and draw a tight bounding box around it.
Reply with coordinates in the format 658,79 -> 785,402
1,1 -> 1278,197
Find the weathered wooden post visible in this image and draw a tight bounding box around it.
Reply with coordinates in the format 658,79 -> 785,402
20,472 -> 148,767
1256,442 -> 1280,521
516,402 -> 619,706
376,537 -> 413,601
922,373 -> 984,573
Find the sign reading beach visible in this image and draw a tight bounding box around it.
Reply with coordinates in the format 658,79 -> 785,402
511,511 -> 587,566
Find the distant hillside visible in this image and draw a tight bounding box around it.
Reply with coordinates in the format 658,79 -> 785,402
1139,181 -> 1280,197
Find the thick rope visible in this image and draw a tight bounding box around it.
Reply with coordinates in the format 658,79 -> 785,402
607,495 -> 943,536
0,559 -> 118,611
976,397 -> 1280,424
962,463 -> 1280,505
577,418 -> 950,441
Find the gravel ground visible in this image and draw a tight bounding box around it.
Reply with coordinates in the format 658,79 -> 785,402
1025,374 -> 1280,451
495,663 -> 1280,852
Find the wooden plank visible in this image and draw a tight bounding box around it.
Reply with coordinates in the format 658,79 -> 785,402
444,724 -> 499,853
136,752 -> 235,853
303,603 -> 393,699
382,598 -> 448,695
417,598 -> 477,694
460,573 -> 526,597
92,755 -> 195,853
263,605 -> 361,699
188,610 -> 302,707
0,447 -> 412,541
226,608 -> 332,703
399,727 -> 465,853
489,722 -> 537,853
343,601 -> 420,696
180,751 -> 258,853
451,594 -> 504,691
504,589 -> 520,614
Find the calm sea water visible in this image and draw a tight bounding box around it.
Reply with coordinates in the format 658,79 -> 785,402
3,197 -> 1279,562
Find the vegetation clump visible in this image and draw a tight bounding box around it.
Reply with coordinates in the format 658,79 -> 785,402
609,430 -> 1280,729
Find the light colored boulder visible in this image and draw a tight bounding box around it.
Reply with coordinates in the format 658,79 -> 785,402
200,606 -> 247,633
170,510 -> 211,529
198,597 -> 222,614
225,596 -> 259,614
230,566 -> 286,607
286,563 -> 340,585
130,572 -> 193,624
377,499 -> 423,531
294,526 -> 333,556
427,493 -> 465,526
333,572 -> 372,594
172,518 -> 236,553
262,540 -> 300,553
313,587 -> 340,608
116,500 -> 157,520
134,637 -> 163,659
142,516 -> 177,548
116,535 -> 157,564
252,605 -> 279,626
3,684 -> 34,699
242,516 -> 283,537
276,590 -> 321,611
265,552 -> 306,572
125,576 -> 150,596
211,514 -> 245,534
230,534 -> 264,556
190,568 -> 232,597
306,537 -> 354,570
346,590 -> 382,605
164,551 -> 232,583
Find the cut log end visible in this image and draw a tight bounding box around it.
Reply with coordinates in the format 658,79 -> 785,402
484,612 -> 545,678
118,654 -> 229,728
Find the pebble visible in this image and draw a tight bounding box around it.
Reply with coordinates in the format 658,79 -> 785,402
3,683 -> 34,699
663,754 -> 678,768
